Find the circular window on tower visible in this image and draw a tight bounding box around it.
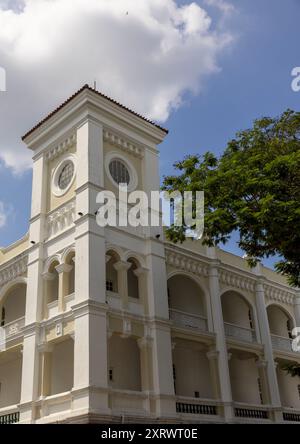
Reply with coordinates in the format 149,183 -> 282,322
109,159 -> 130,186
105,152 -> 138,192
52,154 -> 76,197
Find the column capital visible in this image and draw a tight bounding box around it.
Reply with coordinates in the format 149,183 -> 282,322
114,261 -> 131,272
206,350 -> 219,361
256,276 -> 266,287
105,254 -> 112,264
133,267 -> 149,277
137,337 -> 152,350
38,342 -> 54,353
208,261 -> 221,277
42,271 -> 55,281
294,289 -> 300,300
256,358 -> 268,369
55,263 -> 73,274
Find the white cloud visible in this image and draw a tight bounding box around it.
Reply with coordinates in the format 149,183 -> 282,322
0,201 -> 7,228
0,0 -> 234,173
204,0 -> 235,15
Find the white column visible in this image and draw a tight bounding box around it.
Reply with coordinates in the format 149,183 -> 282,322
20,153 -> 48,423
72,118 -> 109,417
255,276 -> 282,421
256,358 -> 270,405
146,243 -> 176,419
294,290 -> 300,327
138,337 -> 153,413
55,263 -> 73,312
206,350 -> 221,401
208,261 -> 234,422
114,261 -> 131,310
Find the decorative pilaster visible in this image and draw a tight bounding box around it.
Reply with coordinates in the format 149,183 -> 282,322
208,260 -> 234,422
255,358 -> 270,405
255,275 -> 282,421
72,118 -> 109,417
206,349 -> 221,401
294,290 -> 300,328
20,152 -> 48,423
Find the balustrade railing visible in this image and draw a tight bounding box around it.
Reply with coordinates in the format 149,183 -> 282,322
0,408 -> 20,424
169,309 -> 208,332
271,334 -> 298,353
224,322 -> 256,343
176,397 -> 218,416
283,410 -> 300,422
0,317 -> 25,349
234,404 -> 269,420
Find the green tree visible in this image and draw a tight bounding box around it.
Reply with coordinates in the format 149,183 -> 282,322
163,109 -> 300,287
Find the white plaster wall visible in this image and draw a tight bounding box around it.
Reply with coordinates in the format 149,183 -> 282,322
51,338 -> 74,395
277,368 -> 300,408
173,344 -> 213,399
0,356 -> 22,407
109,335 -> 141,391
229,356 -> 261,404
168,275 -> 206,317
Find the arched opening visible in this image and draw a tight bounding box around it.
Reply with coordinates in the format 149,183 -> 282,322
65,251 -> 75,296
51,338 -> 74,395
229,350 -> 264,405
127,258 -> 139,299
172,339 -> 214,399
276,359 -> 300,409
40,337 -> 74,398
167,274 -> 207,331
0,348 -> 23,409
267,305 -> 294,338
47,261 -> 59,304
108,335 -> 141,391
0,283 -> 26,326
221,291 -> 256,343
106,251 -> 119,294
267,305 -> 295,352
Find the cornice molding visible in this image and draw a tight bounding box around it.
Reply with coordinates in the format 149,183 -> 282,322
103,128 -> 144,159
165,249 -> 209,277
263,284 -> 295,306
0,253 -> 28,286
44,133 -> 76,162
219,268 -> 256,293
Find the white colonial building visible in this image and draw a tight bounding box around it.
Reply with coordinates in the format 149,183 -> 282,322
0,85 -> 300,424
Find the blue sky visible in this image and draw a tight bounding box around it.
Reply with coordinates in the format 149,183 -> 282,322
0,0 -> 299,269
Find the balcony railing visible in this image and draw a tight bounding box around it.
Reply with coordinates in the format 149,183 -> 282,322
271,334 -> 298,353
0,317 -> 25,349
283,409 -> 300,422
176,397 -> 218,416
0,406 -> 20,424
169,309 -> 208,332
234,403 -> 270,420
224,322 -> 256,343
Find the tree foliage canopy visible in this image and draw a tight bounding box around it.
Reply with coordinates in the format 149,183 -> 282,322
162,110 -> 300,287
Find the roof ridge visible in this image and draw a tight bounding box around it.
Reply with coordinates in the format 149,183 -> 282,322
22,84 -> 168,141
